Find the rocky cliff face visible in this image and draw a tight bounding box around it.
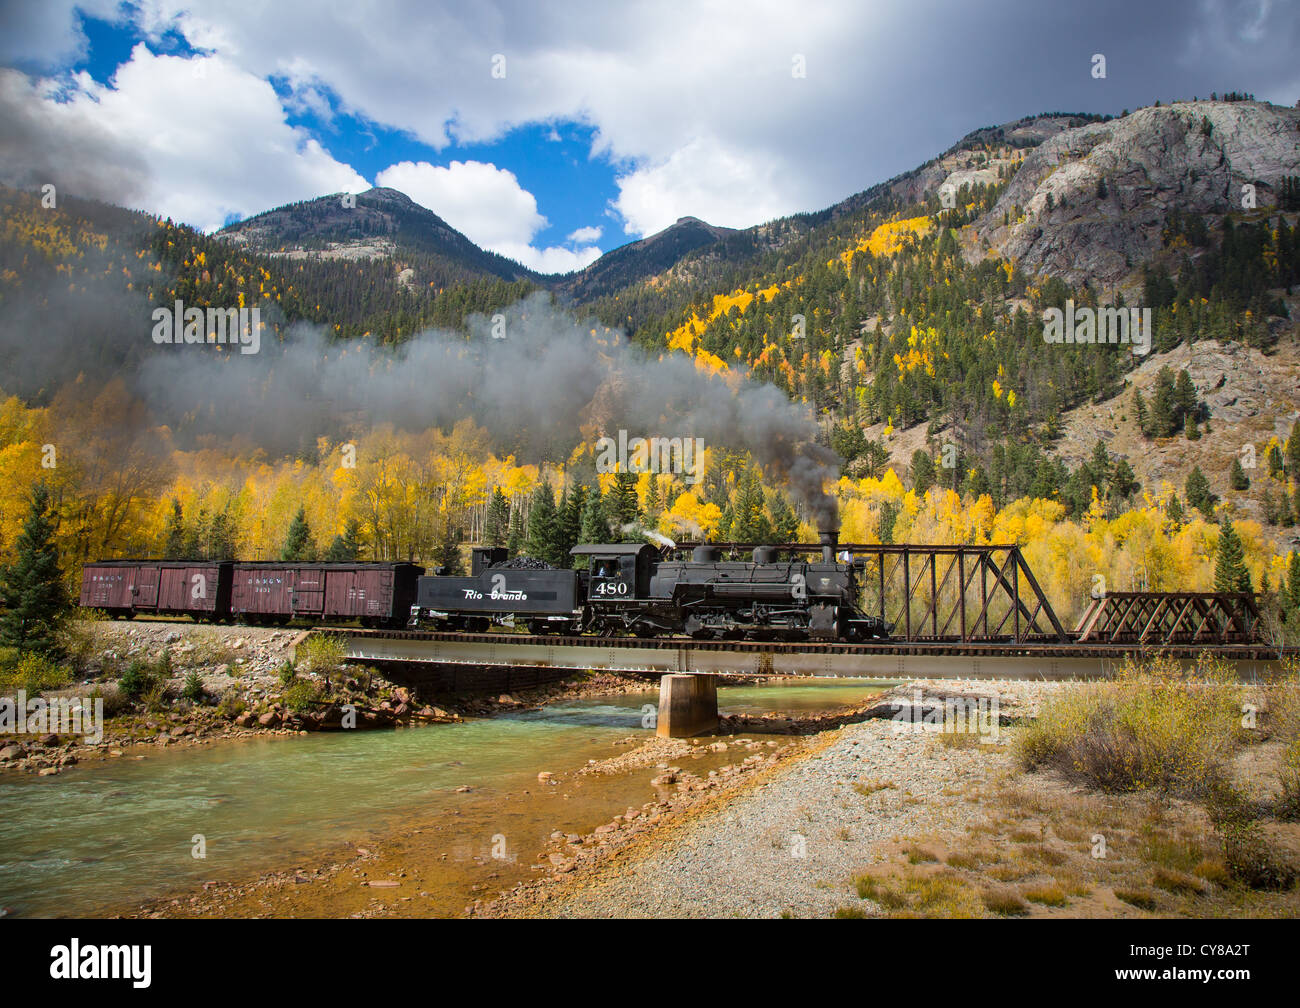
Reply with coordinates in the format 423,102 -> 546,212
972,101 -> 1300,288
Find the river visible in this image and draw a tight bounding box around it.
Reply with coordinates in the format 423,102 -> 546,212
0,677 -> 893,918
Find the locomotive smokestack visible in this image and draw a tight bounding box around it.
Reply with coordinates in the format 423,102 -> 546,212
819,528 -> 838,564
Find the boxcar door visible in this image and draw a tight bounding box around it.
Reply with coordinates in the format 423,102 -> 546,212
132,564 -> 160,610
158,567 -> 189,612
324,568 -> 356,618
292,567 -> 325,618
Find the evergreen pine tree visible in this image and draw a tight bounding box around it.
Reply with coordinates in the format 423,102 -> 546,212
1230,457 -> 1250,490
911,449 -> 936,494
436,521 -> 464,576
1286,552 -> 1300,612
578,484 -> 608,546
282,507 -> 316,562
483,488 -> 510,548
1185,466 -> 1215,517
1151,367 -> 1177,437
767,491 -> 800,543
525,481 -> 561,565
1166,494 -> 1185,524
1280,489 -> 1296,528
1110,458 -> 1139,499
1288,419 -> 1300,475
323,518 -> 363,562
608,472 -> 640,537
1262,485 -> 1279,524
162,499 -> 186,559
1174,368 -> 1198,419
1213,518 -> 1251,594
557,483 -> 584,559
1134,389 -> 1150,437
506,500 -> 523,556
0,483 -> 69,657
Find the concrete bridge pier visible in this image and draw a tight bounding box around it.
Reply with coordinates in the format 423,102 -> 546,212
655,673 -> 718,738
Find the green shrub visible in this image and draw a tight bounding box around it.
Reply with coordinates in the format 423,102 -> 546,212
277,660 -> 298,687
298,634 -> 347,679
55,620 -> 103,673
181,670 -> 205,703
217,689 -> 247,719
140,678 -> 168,713
1016,656 -> 1241,796
88,684 -> 128,718
118,660 -> 155,701
283,679 -> 321,713
0,653 -> 72,694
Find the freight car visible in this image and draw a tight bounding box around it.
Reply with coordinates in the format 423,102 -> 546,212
229,562 -> 423,628
79,560 -> 423,628
407,532 -> 892,642
80,561 -> 232,621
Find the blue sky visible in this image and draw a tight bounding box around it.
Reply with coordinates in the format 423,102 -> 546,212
2,1 -> 1297,275
61,8 -> 622,266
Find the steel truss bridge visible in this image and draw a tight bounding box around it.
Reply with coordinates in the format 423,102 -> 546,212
342,543 -> 1294,684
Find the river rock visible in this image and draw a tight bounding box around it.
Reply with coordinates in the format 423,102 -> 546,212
257,711 -> 281,728
0,744 -> 23,760
39,733 -> 59,747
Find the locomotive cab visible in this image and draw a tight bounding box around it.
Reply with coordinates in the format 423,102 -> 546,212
570,543 -> 656,600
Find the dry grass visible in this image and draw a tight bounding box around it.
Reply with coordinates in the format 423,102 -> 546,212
1115,887 -> 1158,910
1023,883 -> 1067,907
1152,867 -> 1208,895
981,887 -> 1029,915
904,844 -> 939,864
834,662 -> 1300,919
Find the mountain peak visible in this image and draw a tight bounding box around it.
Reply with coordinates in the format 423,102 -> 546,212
216,187 -> 537,284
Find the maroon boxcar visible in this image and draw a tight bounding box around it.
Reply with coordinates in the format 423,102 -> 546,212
229,563 -> 422,627
79,561 -> 232,620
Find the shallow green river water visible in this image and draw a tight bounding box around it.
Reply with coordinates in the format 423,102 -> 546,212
0,677 -> 892,917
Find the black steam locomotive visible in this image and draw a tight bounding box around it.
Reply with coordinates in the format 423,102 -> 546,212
408,532 -> 892,643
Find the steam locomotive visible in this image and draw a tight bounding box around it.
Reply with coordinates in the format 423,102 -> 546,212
409,531 -> 893,642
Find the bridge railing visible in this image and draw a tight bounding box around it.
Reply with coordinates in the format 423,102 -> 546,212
1074,591 -> 1263,646
673,541 -> 1070,644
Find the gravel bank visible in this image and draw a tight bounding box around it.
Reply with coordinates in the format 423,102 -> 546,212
484,680 -> 1048,918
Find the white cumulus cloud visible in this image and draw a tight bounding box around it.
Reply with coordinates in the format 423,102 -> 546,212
0,44 -> 368,232
375,158 -> 601,273
566,224 -> 603,244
